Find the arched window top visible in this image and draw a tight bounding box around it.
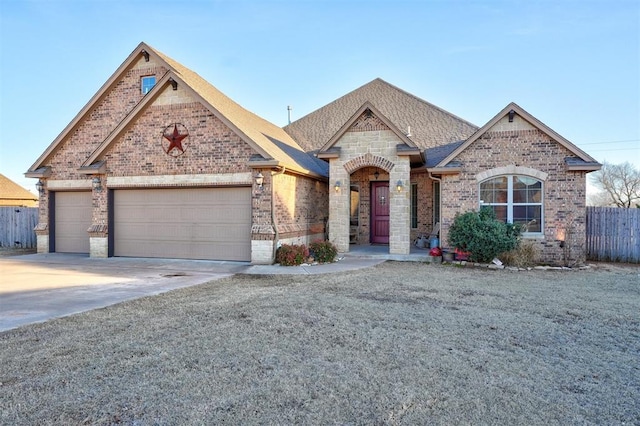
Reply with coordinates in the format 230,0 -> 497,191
479,174 -> 544,234
476,165 -> 547,183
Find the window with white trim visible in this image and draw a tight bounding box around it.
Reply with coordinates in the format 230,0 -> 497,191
141,75 -> 156,94
479,175 -> 542,234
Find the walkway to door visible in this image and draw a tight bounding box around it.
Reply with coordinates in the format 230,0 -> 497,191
344,244 -> 434,262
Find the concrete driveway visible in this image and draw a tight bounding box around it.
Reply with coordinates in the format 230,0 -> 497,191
0,253 -> 250,332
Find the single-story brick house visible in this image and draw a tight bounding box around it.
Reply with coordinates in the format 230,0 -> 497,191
26,42 -> 600,264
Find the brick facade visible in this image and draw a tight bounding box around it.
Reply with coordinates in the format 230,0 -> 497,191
34,54 -> 328,263
29,44 -> 596,266
439,127 -> 588,265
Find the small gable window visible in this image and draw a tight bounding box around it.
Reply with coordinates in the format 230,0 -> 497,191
479,175 -> 543,234
141,76 -> 156,94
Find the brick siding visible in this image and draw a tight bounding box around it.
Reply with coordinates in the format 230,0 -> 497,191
440,128 -> 588,265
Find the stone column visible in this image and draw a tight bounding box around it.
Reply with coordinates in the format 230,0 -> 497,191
329,159 -> 350,252
389,159 -> 411,254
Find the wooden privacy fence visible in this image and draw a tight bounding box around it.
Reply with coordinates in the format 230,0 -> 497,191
0,207 -> 38,249
586,207 -> 639,263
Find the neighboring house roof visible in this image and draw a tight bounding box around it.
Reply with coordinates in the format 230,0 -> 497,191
28,42 -> 328,179
434,102 -> 602,172
0,173 -> 38,206
284,78 -> 479,152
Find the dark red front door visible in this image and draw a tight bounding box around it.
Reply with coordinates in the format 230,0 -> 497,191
371,182 -> 389,244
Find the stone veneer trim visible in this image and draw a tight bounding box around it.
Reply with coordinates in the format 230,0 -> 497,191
107,172 -> 252,188
47,180 -> 93,190
476,165 -> 548,182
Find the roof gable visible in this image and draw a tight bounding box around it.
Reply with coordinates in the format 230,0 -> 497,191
284,78 -> 478,151
319,102 -> 417,153
28,42 -> 153,172
435,102 -> 601,171
30,43 -> 327,179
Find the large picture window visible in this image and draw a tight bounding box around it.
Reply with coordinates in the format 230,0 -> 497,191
479,175 -> 542,234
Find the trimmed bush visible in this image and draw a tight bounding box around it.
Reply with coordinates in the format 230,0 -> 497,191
448,207 -> 521,263
276,244 -> 309,266
309,240 -> 338,263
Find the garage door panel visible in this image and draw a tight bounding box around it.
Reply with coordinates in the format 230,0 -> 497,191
55,191 -> 92,254
114,188 -> 251,261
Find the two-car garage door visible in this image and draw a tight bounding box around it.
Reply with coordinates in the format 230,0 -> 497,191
113,187 -> 251,261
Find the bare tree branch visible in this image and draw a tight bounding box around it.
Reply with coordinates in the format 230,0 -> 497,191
590,162 -> 640,208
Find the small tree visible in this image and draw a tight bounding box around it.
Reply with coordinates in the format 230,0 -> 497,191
448,207 -> 520,263
590,161 -> 640,208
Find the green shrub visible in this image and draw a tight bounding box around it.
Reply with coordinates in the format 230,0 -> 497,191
309,240 -> 338,263
448,207 -> 521,263
276,244 -> 309,266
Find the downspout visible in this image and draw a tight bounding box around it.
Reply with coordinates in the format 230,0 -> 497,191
428,171 -> 442,233
271,166 -> 286,261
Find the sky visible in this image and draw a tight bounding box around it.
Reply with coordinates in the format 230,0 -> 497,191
1,0 -> 638,195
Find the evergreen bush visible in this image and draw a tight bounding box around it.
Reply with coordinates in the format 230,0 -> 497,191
309,240 -> 338,263
448,207 -> 521,263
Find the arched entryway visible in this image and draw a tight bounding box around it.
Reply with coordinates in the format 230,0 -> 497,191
348,166 -> 391,246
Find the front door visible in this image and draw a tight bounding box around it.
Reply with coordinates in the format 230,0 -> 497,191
371,182 -> 389,244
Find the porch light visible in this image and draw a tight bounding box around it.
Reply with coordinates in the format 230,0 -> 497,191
396,180 -> 404,192
373,171 -> 380,180
255,172 -> 264,189
556,228 -> 566,248
92,176 -> 102,192
35,179 -> 44,194
334,181 -> 341,192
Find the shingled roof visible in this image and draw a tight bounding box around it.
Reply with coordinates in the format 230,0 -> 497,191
284,78 -> 479,152
30,42 -> 328,179
0,173 -> 38,207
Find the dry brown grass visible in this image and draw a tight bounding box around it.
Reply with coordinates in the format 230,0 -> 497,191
1,262 -> 638,425
500,239 -> 540,268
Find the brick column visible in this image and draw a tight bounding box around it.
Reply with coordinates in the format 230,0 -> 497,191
89,176 -> 108,258
251,170 -> 276,264
35,182 -> 49,253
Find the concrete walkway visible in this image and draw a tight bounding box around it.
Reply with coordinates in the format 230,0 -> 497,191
0,250 -> 396,332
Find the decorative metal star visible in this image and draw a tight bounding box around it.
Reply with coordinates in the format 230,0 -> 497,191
163,124 -> 188,155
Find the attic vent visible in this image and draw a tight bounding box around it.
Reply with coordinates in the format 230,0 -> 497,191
141,50 -> 150,62
508,109 -> 515,122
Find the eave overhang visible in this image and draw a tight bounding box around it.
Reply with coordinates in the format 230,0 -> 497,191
24,166 -> 52,179
396,144 -> 424,165
316,147 -> 341,159
565,161 -> 602,172
246,158 -> 328,181
78,161 -> 107,175
425,166 -> 462,175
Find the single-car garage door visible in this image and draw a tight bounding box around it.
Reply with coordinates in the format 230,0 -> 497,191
113,187 -> 251,261
54,191 -> 92,253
